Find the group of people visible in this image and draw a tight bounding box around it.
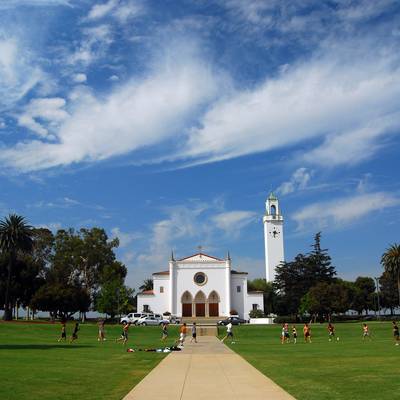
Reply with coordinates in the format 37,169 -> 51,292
280,321 -> 400,345
57,320 -> 80,343
280,323 -> 312,344
58,319 -> 400,347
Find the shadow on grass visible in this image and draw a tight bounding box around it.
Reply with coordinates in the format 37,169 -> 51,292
0,344 -> 94,350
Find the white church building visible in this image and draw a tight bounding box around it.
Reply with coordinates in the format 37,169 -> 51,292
137,193 -> 285,319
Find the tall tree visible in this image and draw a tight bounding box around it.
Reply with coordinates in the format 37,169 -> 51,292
351,277 -> 376,315
381,244 -> 400,306
0,215 -> 33,320
379,271 -> 399,314
274,232 -> 336,315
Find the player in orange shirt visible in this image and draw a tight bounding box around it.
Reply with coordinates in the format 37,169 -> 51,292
303,323 -> 311,343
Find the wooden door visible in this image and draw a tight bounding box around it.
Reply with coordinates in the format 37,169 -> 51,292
195,303 -> 205,317
209,303 -> 219,317
182,303 -> 192,317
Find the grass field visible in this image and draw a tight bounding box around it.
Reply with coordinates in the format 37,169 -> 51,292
0,321 -> 180,400
1,321 -> 399,400
219,321 -> 400,400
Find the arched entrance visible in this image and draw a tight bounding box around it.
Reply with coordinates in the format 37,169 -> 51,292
208,291 -> 220,317
194,291 -> 206,317
181,291 -> 193,317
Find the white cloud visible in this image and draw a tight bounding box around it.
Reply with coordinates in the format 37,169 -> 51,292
111,227 -> 140,248
180,39 -> 400,166
36,222 -> 62,232
87,0 -> 143,22
212,211 -> 256,238
0,42 -> 221,171
302,114 -> 400,167
0,119 -> 5,129
292,192 -> 400,232
72,73 -> 87,83
109,74 -> 119,81
277,168 -> 312,195
0,37 -> 44,110
87,0 -> 118,20
18,97 -> 68,138
0,0 -> 71,8
68,25 -> 113,66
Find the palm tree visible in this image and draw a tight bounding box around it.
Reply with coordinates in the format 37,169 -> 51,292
0,214 -> 33,320
139,278 -> 153,292
381,244 -> 400,307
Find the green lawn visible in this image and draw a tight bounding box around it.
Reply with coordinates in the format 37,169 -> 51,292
0,321 -> 179,400
219,321 -> 400,400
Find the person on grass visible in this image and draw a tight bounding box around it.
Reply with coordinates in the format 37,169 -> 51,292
221,322 -> 234,344
190,322 -> 197,343
328,323 -> 337,342
161,322 -> 168,342
303,323 -> 312,343
98,319 -> 106,342
281,323 -> 290,344
292,325 -> 297,344
392,321 -> 399,346
70,322 -> 79,344
362,323 -> 371,341
58,320 -> 67,342
116,322 -> 131,345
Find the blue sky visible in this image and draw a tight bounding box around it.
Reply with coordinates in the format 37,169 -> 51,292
1,0 -> 400,290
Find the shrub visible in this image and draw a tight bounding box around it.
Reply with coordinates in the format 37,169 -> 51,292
249,309 -> 265,318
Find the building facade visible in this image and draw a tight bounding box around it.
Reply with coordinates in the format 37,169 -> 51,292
137,252 -> 264,319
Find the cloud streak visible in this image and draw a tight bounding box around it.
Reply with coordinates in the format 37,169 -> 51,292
292,192 -> 400,232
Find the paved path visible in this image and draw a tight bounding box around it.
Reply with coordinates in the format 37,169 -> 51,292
123,336 -> 295,400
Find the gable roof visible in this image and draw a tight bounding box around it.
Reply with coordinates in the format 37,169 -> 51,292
177,252 -> 224,262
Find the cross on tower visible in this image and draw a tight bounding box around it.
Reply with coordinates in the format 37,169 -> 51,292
197,245 -> 203,253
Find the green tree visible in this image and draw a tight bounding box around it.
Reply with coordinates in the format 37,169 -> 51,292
351,277 -> 375,315
0,215 -> 34,320
139,279 -> 153,292
381,244 -> 400,306
31,283 -> 90,320
379,271 -> 399,314
274,232 -> 336,315
300,281 -> 350,319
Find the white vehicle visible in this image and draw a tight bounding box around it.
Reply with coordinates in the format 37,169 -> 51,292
137,315 -> 167,326
120,312 -> 151,325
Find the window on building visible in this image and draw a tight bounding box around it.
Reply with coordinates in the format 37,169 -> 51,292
252,304 -> 258,311
143,305 -> 150,312
236,286 -> 241,293
160,286 -> 164,293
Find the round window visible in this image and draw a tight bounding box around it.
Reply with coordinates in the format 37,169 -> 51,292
194,272 -> 207,286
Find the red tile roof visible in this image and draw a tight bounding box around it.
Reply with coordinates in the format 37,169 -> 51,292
152,271 -> 169,275
139,290 -> 154,295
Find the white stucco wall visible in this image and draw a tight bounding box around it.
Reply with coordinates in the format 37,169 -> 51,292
137,275 -> 169,314
174,260 -> 229,316
230,274 -> 247,317
137,253 -> 265,319
245,293 -> 264,319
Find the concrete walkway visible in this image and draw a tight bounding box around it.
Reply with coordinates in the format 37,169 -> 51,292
123,336 -> 295,400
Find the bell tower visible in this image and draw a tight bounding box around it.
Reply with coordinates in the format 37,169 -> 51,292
263,192 -> 284,282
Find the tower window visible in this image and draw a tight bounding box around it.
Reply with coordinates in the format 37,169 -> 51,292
160,286 -> 164,293
236,286 -> 241,293
252,304 -> 258,311
270,205 -> 276,215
